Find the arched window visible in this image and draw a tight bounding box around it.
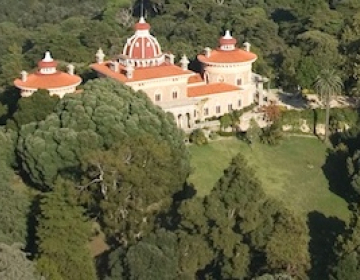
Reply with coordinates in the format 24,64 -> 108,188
155,93 -> 161,102
172,87 -> 180,99
236,77 -> 242,86
204,108 -> 209,116
216,105 -> 221,114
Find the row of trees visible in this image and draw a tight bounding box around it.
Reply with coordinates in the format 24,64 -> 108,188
0,0 -> 360,92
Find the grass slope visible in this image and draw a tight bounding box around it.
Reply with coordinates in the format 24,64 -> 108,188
188,136 -> 350,221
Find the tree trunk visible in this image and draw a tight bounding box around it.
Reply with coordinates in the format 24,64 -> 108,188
324,93 -> 330,142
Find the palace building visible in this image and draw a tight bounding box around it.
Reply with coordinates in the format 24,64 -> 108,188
14,51 -> 82,98
91,17 -> 265,129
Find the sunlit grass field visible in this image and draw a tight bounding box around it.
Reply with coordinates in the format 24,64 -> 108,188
188,136 -> 350,222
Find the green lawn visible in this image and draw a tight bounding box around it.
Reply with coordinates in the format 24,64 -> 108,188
188,136 -> 350,222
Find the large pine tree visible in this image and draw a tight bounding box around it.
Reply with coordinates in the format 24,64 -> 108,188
35,183 -> 97,280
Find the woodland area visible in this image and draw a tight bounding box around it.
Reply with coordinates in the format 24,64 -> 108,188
2,0 -> 360,280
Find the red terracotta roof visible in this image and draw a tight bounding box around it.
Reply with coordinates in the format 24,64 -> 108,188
14,71 -> 82,90
187,83 -> 240,97
90,62 -> 194,82
188,74 -> 203,84
197,49 -> 257,64
38,60 -> 58,68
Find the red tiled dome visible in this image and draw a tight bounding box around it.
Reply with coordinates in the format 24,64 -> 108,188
122,17 -> 162,60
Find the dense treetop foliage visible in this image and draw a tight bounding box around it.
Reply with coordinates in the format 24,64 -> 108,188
0,243 -> 41,280
1,1 -> 360,280
17,78 -> 189,188
0,0 -> 360,93
35,182 -> 97,280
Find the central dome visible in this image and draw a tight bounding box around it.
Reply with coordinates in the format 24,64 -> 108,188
122,17 -> 162,61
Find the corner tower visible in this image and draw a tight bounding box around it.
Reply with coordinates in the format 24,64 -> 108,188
197,30 -> 257,87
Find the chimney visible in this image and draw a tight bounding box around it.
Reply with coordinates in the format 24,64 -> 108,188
67,64 -> 75,75
243,42 -> 251,52
96,48 -> 105,64
204,47 -> 211,58
164,53 -> 175,65
180,54 -> 190,71
21,70 -> 27,82
113,61 -> 119,73
126,64 -> 134,79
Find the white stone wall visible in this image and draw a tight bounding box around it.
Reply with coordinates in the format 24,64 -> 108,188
20,86 -> 78,98
127,75 -> 191,103
200,88 -> 254,120
203,62 -> 253,87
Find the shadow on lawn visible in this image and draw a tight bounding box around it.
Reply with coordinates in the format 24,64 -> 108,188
307,211 -> 345,280
322,147 -> 358,204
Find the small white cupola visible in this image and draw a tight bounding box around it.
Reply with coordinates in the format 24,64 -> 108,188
219,30 -> 237,51
38,51 -> 58,75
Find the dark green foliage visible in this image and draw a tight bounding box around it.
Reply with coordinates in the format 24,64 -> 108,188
189,129 -> 208,145
279,108 -> 358,133
174,153 -> 310,279
219,114 -> 232,131
7,89 -> 59,130
0,243 -> 41,280
106,230 -> 179,280
17,78 -> 189,188
36,182 -> 97,280
253,274 -> 294,280
247,118 -> 262,144
329,206 -> 360,280
0,129 -> 30,245
261,121 -> 283,145
0,171 -> 31,245
80,135 -> 186,244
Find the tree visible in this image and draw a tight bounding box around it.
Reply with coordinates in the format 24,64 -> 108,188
246,118 -> 262,145
313,69 -> 343,142
0,129 -> 30,245
35,183 -> 97,280
265,211 -> 310,278
261,121 -> 283,145
0,44 -> 25,87
79,136 -> 185,244
0,169 -> 31,245
189,128 -> 207,145
220,113 -> 232,131
329,206 -> 360,280
6,89 -> 59,130
253,274 -> 294,280
174,153 -> 310,279
17,78 -> 189,189
0,243 -> 42,280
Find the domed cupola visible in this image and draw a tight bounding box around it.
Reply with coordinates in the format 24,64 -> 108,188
122,17 -> 163,67
37,51 -> 58,74
219,30 -> 237,51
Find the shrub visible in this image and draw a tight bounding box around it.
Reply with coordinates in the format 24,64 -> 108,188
261,122 -> 283,145
189,129 -> 208,145
208,131 -> 218,140
217,131 -> 236,137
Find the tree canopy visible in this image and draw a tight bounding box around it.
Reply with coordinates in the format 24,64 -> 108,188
17,78 -> 189,189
